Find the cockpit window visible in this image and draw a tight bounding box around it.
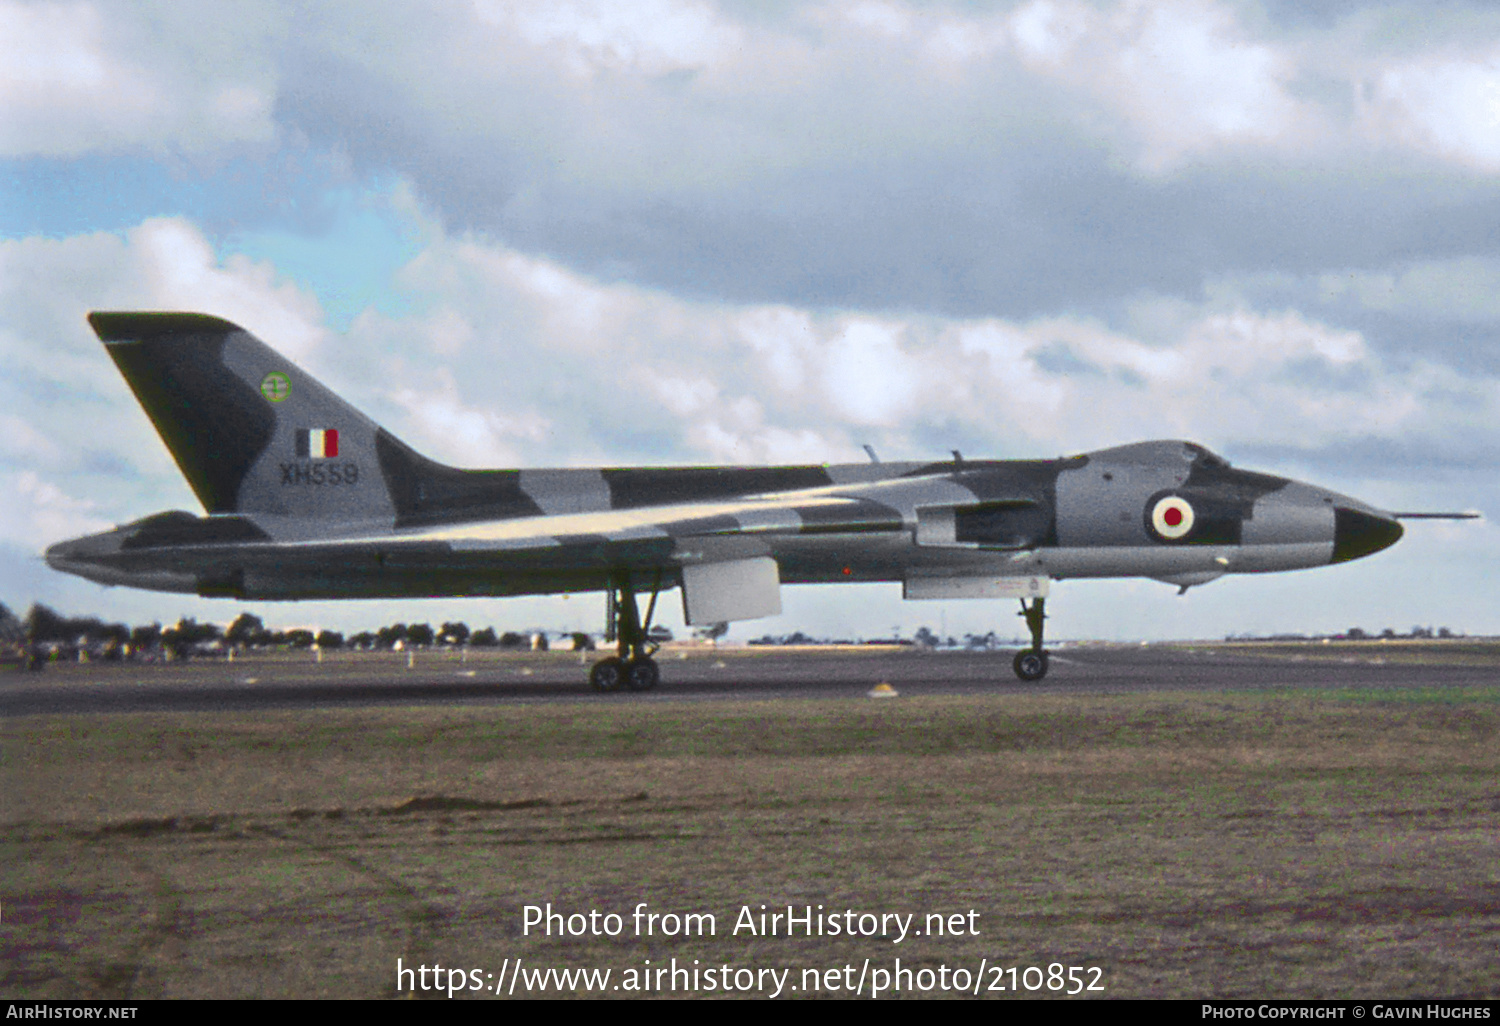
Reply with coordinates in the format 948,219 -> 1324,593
1187,443 -> 1230,468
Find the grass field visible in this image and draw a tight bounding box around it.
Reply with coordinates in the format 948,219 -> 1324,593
4,681 -> 1499,999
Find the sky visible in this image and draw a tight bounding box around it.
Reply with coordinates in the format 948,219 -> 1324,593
2,0 -> 1497,644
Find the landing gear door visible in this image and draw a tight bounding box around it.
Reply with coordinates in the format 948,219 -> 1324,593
681,557 -> 782,625
903,575 -> 1050,600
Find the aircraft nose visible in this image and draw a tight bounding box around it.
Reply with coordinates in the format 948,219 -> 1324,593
1331,507 -> 1403,564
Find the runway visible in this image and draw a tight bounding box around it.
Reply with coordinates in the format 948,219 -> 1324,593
3,643 -> 1496,716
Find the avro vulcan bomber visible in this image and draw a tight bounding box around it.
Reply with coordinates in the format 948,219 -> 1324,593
46,314 -> 1469,687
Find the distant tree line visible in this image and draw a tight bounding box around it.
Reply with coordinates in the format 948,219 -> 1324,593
1,601 -> 596,666
1226,626 -> 1462,641
1343,626 -> 1457,640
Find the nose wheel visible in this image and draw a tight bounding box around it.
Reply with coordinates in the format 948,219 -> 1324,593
1012,597 -> 1049,681
589,572 -> 662,692
1013,648 -> 1049,681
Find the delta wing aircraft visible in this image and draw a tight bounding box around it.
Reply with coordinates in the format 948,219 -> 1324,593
46,313 -> 1473,688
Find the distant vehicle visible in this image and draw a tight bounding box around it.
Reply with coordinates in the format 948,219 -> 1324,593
46,313 -> 1475,689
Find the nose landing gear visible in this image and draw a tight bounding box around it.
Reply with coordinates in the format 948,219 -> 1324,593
589,572 -> 662,692
1012,597 -> 1049,681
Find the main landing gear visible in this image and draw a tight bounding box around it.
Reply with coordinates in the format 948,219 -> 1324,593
589,573 -> 662,692
1012,597 -> 1049,682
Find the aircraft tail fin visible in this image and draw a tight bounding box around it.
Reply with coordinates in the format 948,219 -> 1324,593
89,312 -> 396,521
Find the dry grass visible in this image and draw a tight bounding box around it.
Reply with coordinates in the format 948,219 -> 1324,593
4,689 -> 1499,999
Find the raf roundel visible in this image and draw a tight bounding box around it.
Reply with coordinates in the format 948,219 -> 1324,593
1150,495 -> 1196,541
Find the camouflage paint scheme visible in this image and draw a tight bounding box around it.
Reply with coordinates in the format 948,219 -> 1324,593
47,314 -> 1404,616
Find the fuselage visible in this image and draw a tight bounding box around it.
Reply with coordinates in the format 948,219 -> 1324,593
45,439 -> 1402,602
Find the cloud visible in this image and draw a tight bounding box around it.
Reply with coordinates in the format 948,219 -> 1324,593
14,1 -> 1500,333
256,1 -> 1500,324
130,220 -> 330,362
1358,47 -> 1500,169
0,218 -> 329,544
0,0 -> 278,157
388,366 -> 551,467
308,222 -> 1500,479
0,471 -> 110,549
10,2 -> 1500,200
1005,0 -> 1311,169
1319,257 -> 1500,324
478,0 -> 745,78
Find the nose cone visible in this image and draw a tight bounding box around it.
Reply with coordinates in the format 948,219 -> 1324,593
1331,507 -> 1403,564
